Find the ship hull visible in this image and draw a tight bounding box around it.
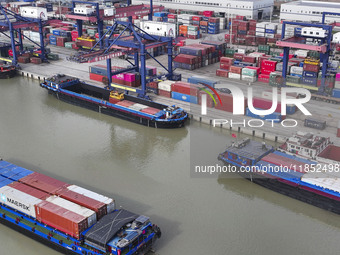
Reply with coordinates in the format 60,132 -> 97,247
48,90 -> 187,129
237,169 -> 340,214
0,69 -> 16,79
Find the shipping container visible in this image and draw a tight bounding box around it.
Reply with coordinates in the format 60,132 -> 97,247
0,185 -> 43,218
261,153 -> 309,172
304,118 -> 326,130
8,181 -> 49,200
35,200 -> 87,239
158,89 -> 172,98
215,92 -> 247,114
246,108 -> 283,122
158,80 -> 174,92
187,76 -> 217,87
46,195 -> 97,226
19,172 -> 67,194
171,82 -> 200,96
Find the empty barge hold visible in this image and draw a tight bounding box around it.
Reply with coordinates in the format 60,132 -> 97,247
218,138 -> 340,214
0,159 -> 161,255
40,75 -> 188,128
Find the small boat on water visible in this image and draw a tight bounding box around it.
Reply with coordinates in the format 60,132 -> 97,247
0,63 -> 16,79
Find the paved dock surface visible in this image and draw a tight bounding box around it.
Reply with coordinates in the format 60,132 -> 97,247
16,44 -> 340,145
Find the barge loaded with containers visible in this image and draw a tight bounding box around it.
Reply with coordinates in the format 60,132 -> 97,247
40,74 -> 188,128
218,135 -> 340,214
0,159 -> 161,255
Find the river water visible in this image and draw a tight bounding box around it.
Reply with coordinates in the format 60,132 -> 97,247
1,77 -> 340,255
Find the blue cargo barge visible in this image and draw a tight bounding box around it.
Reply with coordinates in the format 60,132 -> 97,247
0,159 -> 161,255
40,75 -> 188,128
218,138 -> 340,214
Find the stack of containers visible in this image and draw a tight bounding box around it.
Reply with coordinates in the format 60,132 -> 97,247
179,25 -> 188,37
256,22 -> 266,38
317,72 -> 335,90
174,53 -> 200,70
171,82 -> 199,104
247,97 -> 285,122
187,25 -> 200,39
229,66 -> 242,80
261,90 -> 296,114
242,67 -> 257,82
208,17 -> 220,34
215,92 -> 247,114
269,71 -> 284,87
301,58 -> 320,87
237,20 -> 248,44
158,80 -> 175,98
192,16 -> 202,26
265,23 -> 277,39
217,57 -> 233,77
178,14 -> 193,25
167,14 -> 177,23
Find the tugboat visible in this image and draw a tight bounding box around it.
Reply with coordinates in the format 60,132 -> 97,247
218,137 -> 340,214
40,74 -> 188,128
0,63 -> 16,79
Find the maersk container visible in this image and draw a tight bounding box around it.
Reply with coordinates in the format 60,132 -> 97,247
0,185 -> 42,218
187,76 -> 217,87
19,172 -> 67,194
246,108 -> 283,122
66,185 -> 115,214
46,195 -> 97,227
172,91 -> 198,104
35,200 -> 87,239
56,188 -> 107,219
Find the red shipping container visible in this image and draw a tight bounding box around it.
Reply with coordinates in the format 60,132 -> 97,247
203,10 -> 214,16
303,63 -> 320,73
337,128 -> 340,138
261,153 -> 307,172
215,92 -> 247,114
174,54 -> 198,65
30,57 -> 42,64
159,89 -> 171,98
220,63 -> 231,70
109,97 -> 121,104
56,187 -> 107,219
90,73 -> 105,83
19,172 -> 68,194
252,97 -> 282,113
208,17 -> 219,23
18,56 -> 30,64
317,79 -> 334,89
198,90 -> 215,108
233,53 -> 244,61
242,56 -> 256,63
171,82 -> 200,96
230,66 -> 242,74
9,182 -> 49,200
193,16 -> 201,21
35,200 -> 87,239
72,43 -> 79,50
168,14 -> 176,19
220,57 -> 233,64
258,74 -> 270,83
116,100 -> 135,107
216,69 -> 229,78
236,15 -> 245,20
141,107 -> 161,115
147,81 -> 158,89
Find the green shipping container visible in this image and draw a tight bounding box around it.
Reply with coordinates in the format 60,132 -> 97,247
286,75 -> 300,84
64,42 -> 74,49
241,68 -> 257,77
47,53 -> 59,60
225,48 -> 235,56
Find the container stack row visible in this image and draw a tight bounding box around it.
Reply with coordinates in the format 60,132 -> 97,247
0,161 -> 115,239
174,41 -> 227,70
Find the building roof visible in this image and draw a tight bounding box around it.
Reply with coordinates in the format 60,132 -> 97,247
282,0 -> 340,8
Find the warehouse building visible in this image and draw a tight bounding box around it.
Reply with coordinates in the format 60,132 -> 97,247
280,1 -> 340,23
133,0 -> 274,20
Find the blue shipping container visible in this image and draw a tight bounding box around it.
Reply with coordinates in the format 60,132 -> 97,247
299,62 -> 304,67
294,27 -> 302,36
333,88 -> 340,98
179,47 -> 202,56
301,77 -> 317,86
265,29 -> 276,34
52,30 -> 61,36
246,108 -> 283,122
90,66 -> 107,76
290,73 -> 302,78
303,70 -> 317,78
188,76 -> 217,87
172,91 -> 198,104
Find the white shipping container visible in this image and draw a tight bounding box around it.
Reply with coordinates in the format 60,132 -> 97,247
158,80 -> 174,91
74,6 -> 95,15
20,6 -> 48,21
228,72 -> 241,80
67,185 -> 115,213
290,66 -> 303,75
104,8 -> 115,17
0,186 -> 42,218
46,196 -> 97,227
256,32 -> 265,37
255,28 -> 265,32
333,32 -> 340,43
242,75 -> 257,82
265,33 -> 275,38
295,50 -> 308,58
140,21 -> 176,37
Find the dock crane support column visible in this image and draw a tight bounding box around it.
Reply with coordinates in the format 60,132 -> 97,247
134,52 -> 139,72
77,20 -> 83,37
9,23 -> 17,66
18,28 -> 23,52
167,38 -> 173,79
140,43 -> 147,94
148,0 -> 153,21
282,47 -> 289,85
39,20 -> 46,62
107,58 -> 112,87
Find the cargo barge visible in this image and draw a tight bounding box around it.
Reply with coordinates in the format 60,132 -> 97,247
218,138 -> 340,214
0,159 -> 161,255
0,64 -> 16,79
40,74 -> 188,128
